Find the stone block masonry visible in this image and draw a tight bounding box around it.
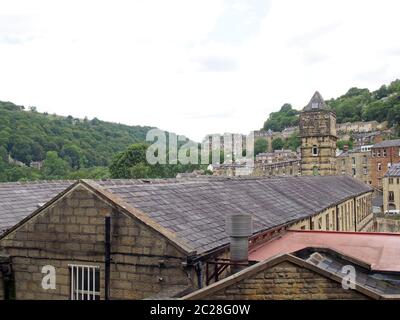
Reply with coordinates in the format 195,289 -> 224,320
195,261 -> 368,300
0,185 -> 193,300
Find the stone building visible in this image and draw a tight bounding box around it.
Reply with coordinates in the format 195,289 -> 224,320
183,231 -> 400,300
253,128 -> 298,153
255,150 -> 298,163
383,162 -> 400,213
299,92 -> 337,176
337,146 -> 372,185
336,121 -> 380,134
371,139 -> 400,189
252,150 -> 300,177
252,159 -> 301,177
351,131 -> 386,148
0,176 -> 373,300
202,133 -> 247,155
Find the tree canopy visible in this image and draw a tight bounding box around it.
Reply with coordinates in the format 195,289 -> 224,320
262,79 -> 400,131
263,103 -> 299,132
109,143 -> 205,179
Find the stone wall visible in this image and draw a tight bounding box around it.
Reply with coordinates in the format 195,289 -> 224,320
0,185 -> 193,300
299,109 -> 337,176
374,216 -> 400,233
198,261 -> 368,300
289,192 -> 373,232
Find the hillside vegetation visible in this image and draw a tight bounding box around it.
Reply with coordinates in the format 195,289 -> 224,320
0,101 -> 154,181
263,79 -> 400,132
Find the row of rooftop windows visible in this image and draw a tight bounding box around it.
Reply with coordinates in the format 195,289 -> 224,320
372,148 -> 400,158
388,178 -> 400,185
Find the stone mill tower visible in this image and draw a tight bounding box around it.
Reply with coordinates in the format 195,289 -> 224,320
299,91 -> 337,176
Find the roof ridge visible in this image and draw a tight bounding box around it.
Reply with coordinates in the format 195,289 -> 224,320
0,180 -> 75,186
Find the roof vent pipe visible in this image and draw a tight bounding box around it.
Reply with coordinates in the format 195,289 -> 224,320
226,213 -> 253,273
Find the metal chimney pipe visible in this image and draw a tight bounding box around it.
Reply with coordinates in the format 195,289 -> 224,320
226,213 -> 253,273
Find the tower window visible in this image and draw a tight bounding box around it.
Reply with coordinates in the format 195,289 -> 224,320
312,146 -> 318,156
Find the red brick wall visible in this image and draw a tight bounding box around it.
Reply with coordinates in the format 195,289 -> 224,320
371,146 -> 400,189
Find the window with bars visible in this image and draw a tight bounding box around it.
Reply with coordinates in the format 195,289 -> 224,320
69,264 -> 100,300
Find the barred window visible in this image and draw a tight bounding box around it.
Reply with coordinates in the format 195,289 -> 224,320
69,264 -> 100,300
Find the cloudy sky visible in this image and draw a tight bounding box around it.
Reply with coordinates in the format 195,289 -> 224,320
0,0 -> 400,141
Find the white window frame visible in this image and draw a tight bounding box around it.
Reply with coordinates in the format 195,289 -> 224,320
69,264 -> 100,300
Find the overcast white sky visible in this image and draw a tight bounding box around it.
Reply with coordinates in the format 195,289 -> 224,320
0,0 -> 400,142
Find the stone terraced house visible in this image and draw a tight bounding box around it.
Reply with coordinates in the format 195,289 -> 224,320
0,175 -> 373,300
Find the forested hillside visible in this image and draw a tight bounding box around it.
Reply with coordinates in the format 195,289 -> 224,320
263,79 -> 400,132
0,101 -> 154,181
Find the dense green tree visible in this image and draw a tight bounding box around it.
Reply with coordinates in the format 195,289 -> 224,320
272,138 -> 284,150
0,146 -> 8,162
263,104 -> 299,132
337,140 -> 354,150
42,151 -> 71,178
60,144 -> 85,169
109,143 -> 148,178
109,143 -> 205,179
254,138 -> 268,155
67,167 -> 109,179
284,133 -> 301,151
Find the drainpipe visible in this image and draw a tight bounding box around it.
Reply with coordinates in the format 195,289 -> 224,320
353,198 -> 357,231
194,262 -> 203,289
105,216 -> 111,300
336,205 -> 339,231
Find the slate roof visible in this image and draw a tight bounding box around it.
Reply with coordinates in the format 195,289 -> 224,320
92,176 -> 371,254
303,91 -> 329,111
0,176 -> 372,255
0,181 -> 74,233
384,163 -> 400,177
372,195 -> 383,207
372,139 -> 400,148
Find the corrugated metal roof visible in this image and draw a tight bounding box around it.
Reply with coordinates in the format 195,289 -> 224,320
385,163 -> 400,177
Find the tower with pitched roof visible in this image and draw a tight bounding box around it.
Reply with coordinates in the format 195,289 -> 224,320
299,91 -> 337,176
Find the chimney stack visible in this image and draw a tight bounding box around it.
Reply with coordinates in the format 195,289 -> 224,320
343,144 -> 349,152
226,213 -> 253,273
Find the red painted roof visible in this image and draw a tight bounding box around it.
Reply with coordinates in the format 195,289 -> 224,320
249,230 -> 400,272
